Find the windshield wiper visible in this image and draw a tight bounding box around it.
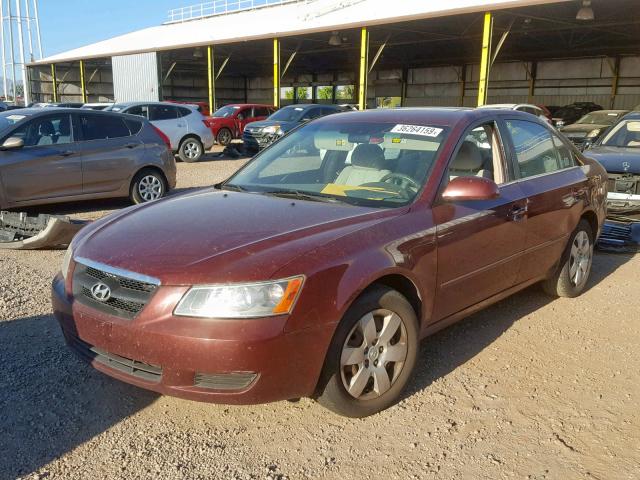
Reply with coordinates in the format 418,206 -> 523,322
262,190 -> 343,203
219,183 -> 248,192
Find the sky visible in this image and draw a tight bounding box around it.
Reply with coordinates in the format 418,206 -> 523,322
38,0 -> 191,57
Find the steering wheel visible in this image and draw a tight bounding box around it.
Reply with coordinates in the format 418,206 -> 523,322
381,173 -> 420,192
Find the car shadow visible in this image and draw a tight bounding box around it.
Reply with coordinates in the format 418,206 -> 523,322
0,314 -> 157,479
403,251 -> 633,400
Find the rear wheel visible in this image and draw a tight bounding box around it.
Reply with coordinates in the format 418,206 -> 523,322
216,128 -> 233,146
543,219 -> 594,298
130,169 -> 166,204
316,286 -> 419,417
178,137 -> 203,163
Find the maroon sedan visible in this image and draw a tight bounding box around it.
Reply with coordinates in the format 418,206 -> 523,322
52,108 -> 607,417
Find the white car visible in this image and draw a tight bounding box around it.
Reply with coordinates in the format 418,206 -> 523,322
108,101 -> 215,162
479,103 -> 552,125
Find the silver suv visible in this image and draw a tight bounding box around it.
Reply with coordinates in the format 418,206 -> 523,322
109,102 -> 215,162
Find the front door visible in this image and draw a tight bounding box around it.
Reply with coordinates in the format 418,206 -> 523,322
502,118 -> 590,283
149,104 -> 184,149
235,107 -> 253,137
432,121 -> 528,321
0,113 -> 83,204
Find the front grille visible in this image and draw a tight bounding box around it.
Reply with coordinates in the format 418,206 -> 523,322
68,334 -> 162,382
243,130 -> 271,149
73,260 -> 158,320
194,372 -> 257,390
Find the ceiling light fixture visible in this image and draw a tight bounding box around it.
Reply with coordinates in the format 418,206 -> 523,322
576,0 -> 594,21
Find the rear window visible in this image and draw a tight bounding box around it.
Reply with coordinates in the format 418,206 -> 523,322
81,114 -> 131,141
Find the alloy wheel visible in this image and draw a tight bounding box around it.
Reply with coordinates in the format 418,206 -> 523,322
569,230 -> 592,288
218,129 -> 232,145
138,175 -> 163,202
183,140 -> 201,159
340,309 -> 408,400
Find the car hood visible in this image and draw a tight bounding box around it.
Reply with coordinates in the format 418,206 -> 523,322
245,119 -> 297,131
561,123 -> 610,134
74,189 -> 389,285
585,146 -> 640,173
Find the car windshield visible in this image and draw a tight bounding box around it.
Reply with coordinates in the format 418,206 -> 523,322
577,112 -> 621,125
213,106 -> 240,118
0,111 -> 29,135
224,120 -> 448,207
268,106 -> 305,122
601,120 -> 640,148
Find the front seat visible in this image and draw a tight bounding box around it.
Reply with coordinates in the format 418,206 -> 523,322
56,116 -> 71,144
334,144 -> 390,186
449,141 -> 492,179
36,121 -> 55,146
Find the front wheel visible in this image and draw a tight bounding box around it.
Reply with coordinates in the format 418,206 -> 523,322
216,128 -> 233,146
542,219 -> 594,298
178,137 -> 203,163
130,169 -> 166,204
316,286 -> 419,417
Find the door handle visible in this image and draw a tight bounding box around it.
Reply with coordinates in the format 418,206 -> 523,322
509,204 -> 528,222
124,143 -> 138,149
58,150 -> 75,157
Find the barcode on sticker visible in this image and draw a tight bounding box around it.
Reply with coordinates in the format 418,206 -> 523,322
390,124 -> 443,137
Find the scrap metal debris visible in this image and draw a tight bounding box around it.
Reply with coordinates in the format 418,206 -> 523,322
0,211 -> 88,250
597,219 -> 640,253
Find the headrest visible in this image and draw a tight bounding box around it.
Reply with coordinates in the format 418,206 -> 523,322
452,141 -> 483,171
351,144 -> 385,169
58,116 -> 71,135
38,121 -> 55,136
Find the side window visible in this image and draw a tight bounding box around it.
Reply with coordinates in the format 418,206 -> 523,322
238,108 -> 252,120
506,120 -> 560,178
552,133 -> 577,168
8,114 -> 73,146
304,108 -> 322,121
149,105 -> 178,121
448,123 -> 506,184
176,107 -> 192,118
255,107 -> 270,117
124,119 -> 143,136
81,115 -> 131,141
125,105 -> 149,118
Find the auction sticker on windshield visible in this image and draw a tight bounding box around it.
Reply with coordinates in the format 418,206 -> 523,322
390,124 -> 443,137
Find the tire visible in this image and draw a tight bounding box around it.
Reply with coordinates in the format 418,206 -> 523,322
316,285 -> 419,418
216,128 -> 233,146
178,137 -> 203,163
130,169 -> 166,205
542,219 -> 594,298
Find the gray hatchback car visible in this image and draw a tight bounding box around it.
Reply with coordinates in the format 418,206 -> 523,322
0,109 -> 176,209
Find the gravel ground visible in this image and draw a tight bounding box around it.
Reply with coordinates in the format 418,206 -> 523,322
1,153 -> 639,480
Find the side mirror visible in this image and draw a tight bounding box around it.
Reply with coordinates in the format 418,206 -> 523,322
442,176 -> 500,202
582,139 -> 593,151
1,137 -> 24,150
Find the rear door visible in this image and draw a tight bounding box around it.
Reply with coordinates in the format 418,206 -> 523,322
235,107 -> 254,137
432,120 -> 529,321
0,113 -> 83,204
149,105 -> 183,149
75,113 -> 144,194
501,117 -> 589,283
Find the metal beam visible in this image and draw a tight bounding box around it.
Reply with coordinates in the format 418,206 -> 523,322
215,56 -> 230,81
491,17 -> 514,67
163,61 -> 177,83
527,61 -> 537,103
207,45 -> 215,114
79,59 -> 87,103
368,35 -> 390,74
458,65 -> 467,107
281,50 -> 297,79
50,64 -> 57,103
273,38 -> 280,108
477,12 -> 493,107
609,56 -> 620,109
358,27 -> 369,110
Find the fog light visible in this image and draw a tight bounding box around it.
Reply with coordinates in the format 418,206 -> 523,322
194,372 -> 257,390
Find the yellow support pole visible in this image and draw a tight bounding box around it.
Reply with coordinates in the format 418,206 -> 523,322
358,27 -> 369,110
79,60 -> 87,103
51,63 -> 58,103
477,12 -> 493,107
273,38 -> 280,108
207,45 -> 215,114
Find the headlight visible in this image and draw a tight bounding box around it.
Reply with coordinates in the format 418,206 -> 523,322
262,125 -> 283,135
61,243 -> 74,280
587,129 -> 602,138
174,276 -> 304,318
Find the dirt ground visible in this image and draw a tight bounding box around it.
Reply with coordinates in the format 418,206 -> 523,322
1,151 -> 639,480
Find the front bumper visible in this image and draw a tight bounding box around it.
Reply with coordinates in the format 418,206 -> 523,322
52,274 -> 334,405
242,130 -> 278,151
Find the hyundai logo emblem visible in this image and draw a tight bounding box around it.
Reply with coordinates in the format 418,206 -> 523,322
90,282 -> 111,302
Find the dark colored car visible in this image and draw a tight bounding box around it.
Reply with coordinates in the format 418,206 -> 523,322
32,102 -> 85,109
206,104 -> 276,146
0,101 -> 8,112
53,108 -> 606,417
585,112 -> 640,217
0,109 -> 176,209
242,103 -> 343,152
561,110 -> 629,149
553,102 -> 603,128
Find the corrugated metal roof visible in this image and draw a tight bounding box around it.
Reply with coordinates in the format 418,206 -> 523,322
33,0 -> 571,65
